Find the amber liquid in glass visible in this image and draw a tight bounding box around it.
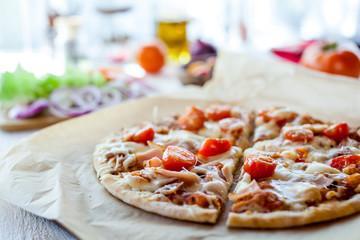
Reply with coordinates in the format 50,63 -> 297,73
157,20 -> 190,64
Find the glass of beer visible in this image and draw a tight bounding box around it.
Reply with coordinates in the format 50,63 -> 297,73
155,2 -> 190,64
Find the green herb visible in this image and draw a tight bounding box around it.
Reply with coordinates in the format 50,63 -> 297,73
322,42 -> 338,51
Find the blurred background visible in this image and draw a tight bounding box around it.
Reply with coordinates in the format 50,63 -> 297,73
2,0 -> 360,70
2,0 -> 360,125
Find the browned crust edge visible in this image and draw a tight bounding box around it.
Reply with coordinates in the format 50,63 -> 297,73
227,194 -> 360,228
93,156 -> 219,224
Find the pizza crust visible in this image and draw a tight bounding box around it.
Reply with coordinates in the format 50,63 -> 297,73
94,147 -> 220,224
227,194 -> 360,228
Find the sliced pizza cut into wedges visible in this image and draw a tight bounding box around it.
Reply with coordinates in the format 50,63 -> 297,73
94,124 -> 242,223
227,119 -> 360,228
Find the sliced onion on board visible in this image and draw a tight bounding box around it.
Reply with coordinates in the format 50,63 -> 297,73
49,87 -> 98,117
8,98 -> 49,119
72,85 -> 102,109
100,85 -> 123,107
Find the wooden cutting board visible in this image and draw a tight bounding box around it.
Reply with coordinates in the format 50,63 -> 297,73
0,110 -> 68,131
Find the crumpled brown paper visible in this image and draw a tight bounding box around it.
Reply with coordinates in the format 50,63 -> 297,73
1,52 -> 360,240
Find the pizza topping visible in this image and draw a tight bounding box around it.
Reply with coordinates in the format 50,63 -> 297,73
202,179 -> 228,198
332,146 -> 357,158
283,128 -> 314,143
230,189 -> 286,213
147,141 -> 167,152
184,192 -> 210,208
143,157 -> 163,168
253,123 -> 281,142
162,146 -> 197,171
128,126 -> 155,145
177,106 -> 206,131
205,104 -> 232,121
218,118 -> 244,134
154,182 -> 183,195
135,148 -> 163,166
306,162 -> 341,174
124,170 -> 176,192
198,138 -> 232,157
330,155 -> 360,174
165,191 -> 213,209
311,174 -> 334,187
323,123 -> 349,143
154,168 -> 200,183
258,107 -> 298,126
345,173 -> 360,192
295,147 -> 308,159
229,180 -> 260,201
244,154 -> 277,179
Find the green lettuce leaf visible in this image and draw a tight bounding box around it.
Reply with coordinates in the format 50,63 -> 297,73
0,65 -> 106,106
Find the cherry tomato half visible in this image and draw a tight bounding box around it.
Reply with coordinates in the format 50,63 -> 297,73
205,104 -> 232,121
284,128 -> 314,142
300,41 -> 360,78
330,155 -> 360,171
198,138 -> 232,157
323,123 -> 349,142
244,154 -> 277,179
177,106 -> 206,131
162,146 -> 197,171
131,126 -> 155,145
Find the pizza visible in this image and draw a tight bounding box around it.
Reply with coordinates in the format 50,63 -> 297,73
228,106 -> 360,227
93,104 -> 360,228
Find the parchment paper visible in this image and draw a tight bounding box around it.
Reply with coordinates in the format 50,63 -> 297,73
2,52 -> 360,240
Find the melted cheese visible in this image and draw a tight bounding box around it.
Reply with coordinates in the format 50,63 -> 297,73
305,162 -> 341,174
234,173 -> 252,192
155,130 -> 206,144
198,122 -> 222,138
123,169 -> 176,192
272,181 -> 322,209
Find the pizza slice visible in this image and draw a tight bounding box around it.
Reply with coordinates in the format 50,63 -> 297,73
227,116 -> 360,228
253,106 -> 322,143
93,124 -> 242,223
157,104 -> 254,150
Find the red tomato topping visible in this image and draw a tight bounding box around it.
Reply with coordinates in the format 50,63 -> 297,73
330,155 -> 360,171
205,104 -> 232,121
295,158 -> 306,163
323,123 -> 349,142
131,126 -> 155,145
284,128 -> 314,142
198,138 -> 232,157
162,146 -> 197,171
244,154 -> 277,179
258,109 -> 272,123
295,147 -> 308,158
295,147 -> 308,163
177,106 -> 206,131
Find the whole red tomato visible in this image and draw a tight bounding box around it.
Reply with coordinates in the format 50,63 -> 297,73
300,42 -> 360,78
136,42 -> 166,73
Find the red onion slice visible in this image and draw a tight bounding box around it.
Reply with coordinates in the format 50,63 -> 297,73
72,85 -> 102,109
49,87 -> 99,117
8,98 -> 49,119
100,85 -> 123,107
